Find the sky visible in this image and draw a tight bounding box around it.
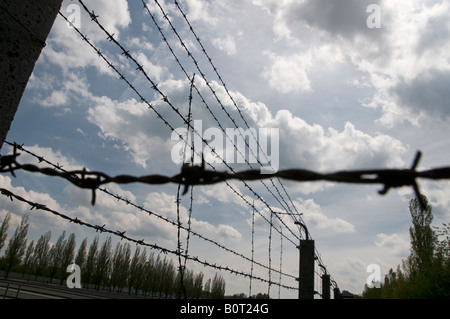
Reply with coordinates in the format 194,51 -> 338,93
1,0 -> 450,298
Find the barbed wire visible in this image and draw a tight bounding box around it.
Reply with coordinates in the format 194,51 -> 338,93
138,0 -> 302,244
59,5 -> 300,247
172,0 -> 305,227
175,73 -> 196,298
143,0 -> 304,241
0,186 -> 297,291
1,145 -> 443,209
9,1 -> 444,297
1,141 -> 297,282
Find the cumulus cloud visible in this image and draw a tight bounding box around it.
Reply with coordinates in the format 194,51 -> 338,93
42,0 -> 131,75
375,233 -> 410,257
392,69 -> 450,121
212,35 -> 238,56
253,0 -> 450,127
295,198 -> 355,234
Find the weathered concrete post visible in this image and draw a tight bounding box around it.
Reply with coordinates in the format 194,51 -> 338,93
295,221 -> 315,299
0,0 -> 63,150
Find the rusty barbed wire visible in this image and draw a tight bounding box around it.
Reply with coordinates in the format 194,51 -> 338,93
1,144 -> 444,209
0,187 -> 297,291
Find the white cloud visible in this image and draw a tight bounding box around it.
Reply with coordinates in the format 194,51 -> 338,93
42,0 -> 131,75
183,0 -> 219,25
253,0 -> 450,127
263,52 -> 312,94
375,233 -> 410,257
212,35 -> 237,56
295,198 -> 355,234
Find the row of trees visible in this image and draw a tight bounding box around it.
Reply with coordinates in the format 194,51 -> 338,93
362,195 -> 450,298
0,212 -> 226,298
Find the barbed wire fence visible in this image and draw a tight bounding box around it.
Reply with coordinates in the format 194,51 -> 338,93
1,0 -> 449,299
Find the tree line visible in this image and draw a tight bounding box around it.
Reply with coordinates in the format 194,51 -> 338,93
362,195 -> 450,298
0,212 -> 226,298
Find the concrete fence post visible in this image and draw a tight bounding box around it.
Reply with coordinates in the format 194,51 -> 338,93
0,0 -> 63,150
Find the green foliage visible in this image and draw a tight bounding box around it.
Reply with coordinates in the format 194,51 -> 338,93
362,195 -> 450,298
0,212 -> 11,253
4,214 -> 29,278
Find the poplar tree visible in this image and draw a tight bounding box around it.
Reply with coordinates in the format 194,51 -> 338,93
49,231 -> 67,281
22,240 -> 34,276
59,232 -> 76,284
32,231 -> 51,280
94,236 -> 111,290
210,273 -> 226,299
4,214 -> 29,278
0,212 -> 11,253
83,235 -> 99,288
75,237 -> 87,268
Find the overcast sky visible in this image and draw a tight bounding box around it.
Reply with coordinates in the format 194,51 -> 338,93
2,0 -> 450,297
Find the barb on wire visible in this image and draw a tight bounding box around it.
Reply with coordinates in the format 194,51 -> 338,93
1,146 -> 445,209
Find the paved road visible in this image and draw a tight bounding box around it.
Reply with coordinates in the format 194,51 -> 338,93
0,278 -> 148,299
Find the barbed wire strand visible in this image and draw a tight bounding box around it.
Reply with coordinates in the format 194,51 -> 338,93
144,0 -> 302,241
142,0 -> 297,246
279,226 -> 283,299
249,201 -> 255,297
172,0 -> 305,229
1,141 -> 297,283
175,75 -> 195,299
13,3 -> 439,296
2,147 -> 438,209
0,187 -> 297,291
65,3 -> 299,248
268,210 -> 273,297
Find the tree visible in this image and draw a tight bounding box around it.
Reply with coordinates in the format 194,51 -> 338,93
4,214 -> 29,278
83,235 -> 99,288
22,240 -> 35,277
362,195 -> 450,298
203,278 -> 211,298
94,236 -> 111,290
48,230 -> 67,281
59,232 -> 76,284
0,212 -> 11,253
128,245 -> 143,294
408,195 -> 437,277
192,272 -> 204,299
210,273 -> 226,299
32,231 -> 51,280
110,242 -> 130,293
132,247 -> 147,295
75,237 -> 87,268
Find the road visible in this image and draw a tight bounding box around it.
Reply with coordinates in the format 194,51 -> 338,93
0,278 -> 148,299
